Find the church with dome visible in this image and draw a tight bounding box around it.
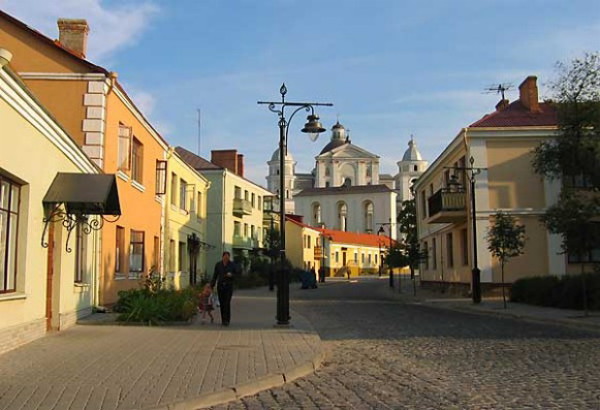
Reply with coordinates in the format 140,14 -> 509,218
266,122 -> 428,239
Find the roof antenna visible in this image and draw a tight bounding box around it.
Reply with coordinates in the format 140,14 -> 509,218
197,108 -> 201,156
484,83 -> 513,100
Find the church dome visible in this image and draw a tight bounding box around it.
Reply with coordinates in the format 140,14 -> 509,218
402,137 -> 423,161
319,121 -> 348,154
271,147 -> 294,162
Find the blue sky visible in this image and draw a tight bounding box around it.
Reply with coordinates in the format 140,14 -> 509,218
2,0 -> 599,185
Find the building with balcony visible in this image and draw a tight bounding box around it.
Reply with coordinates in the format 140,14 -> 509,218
176,147 -> 272,271
414,75 -> 565,292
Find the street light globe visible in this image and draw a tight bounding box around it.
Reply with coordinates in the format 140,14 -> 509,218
301,114 -> 326,141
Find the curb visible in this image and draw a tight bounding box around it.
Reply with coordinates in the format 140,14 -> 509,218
411,300 -> 600,334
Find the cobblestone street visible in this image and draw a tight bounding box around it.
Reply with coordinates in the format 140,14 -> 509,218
214,278 -> 600,410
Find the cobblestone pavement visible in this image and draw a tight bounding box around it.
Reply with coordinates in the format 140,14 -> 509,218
213,278 -> 600,410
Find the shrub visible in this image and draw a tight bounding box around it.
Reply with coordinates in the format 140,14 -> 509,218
115,287 -> 200,325
510,272 -> 600,310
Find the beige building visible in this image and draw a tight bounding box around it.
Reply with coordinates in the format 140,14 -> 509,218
163,149 -> 211,288
0,54 -> 119,353
285,216 -> 322,271
414,76 -> 566,292
176,147 -> 272,271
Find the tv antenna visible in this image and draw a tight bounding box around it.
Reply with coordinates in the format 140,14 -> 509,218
484,83 -> 513,100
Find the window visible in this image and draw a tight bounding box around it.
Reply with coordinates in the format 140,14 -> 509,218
375,254 -> 378,264
335,252 -> 339,263
366,166 -> 372,177
179,178 -> 187,211
178,241 -> 186,272
338,202 -> 348,232
423,241 -> 429,270
325,167 -> 330,177
368,254 -> 372,264
414,165 -> 418,172
432,238 -> 437,269
153,236 -> 160,271
420,191 -> 427,219
257,196 -> 262,211
354,252 -> 358,262
115,226 -> 125,274
234,186 -> 241,199
0,176 -> 19,293
446,233 -> 454,268
568,223 -> 600,263
74,225 -> 86,283
155,160 -> 167,195
169,240 -> 176,272
117,123 -> 132,171
307,236 -> 312,249
565,174 -> 594,189
131,138 -> 143,183
251,225 -> 256,239
461,229 -> 469,266
251,193 -> 255,207
244,190 -> 249,201
234,221 -> 241,236
244,223 -> 248,237
197,192 -> 202,216
129,230 -> 144,273
170,173 -> 178,206
312,203 -> 322,226
364,201 -> 374,232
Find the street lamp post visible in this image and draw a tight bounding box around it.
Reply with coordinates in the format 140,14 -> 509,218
377,224 -> 394,288
258,84 -> 332,325
446,156 -> 485,304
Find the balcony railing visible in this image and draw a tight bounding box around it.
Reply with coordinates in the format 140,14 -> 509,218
427,189 -> 467,223
232,234 -> 256,249
233,198 -> 252,216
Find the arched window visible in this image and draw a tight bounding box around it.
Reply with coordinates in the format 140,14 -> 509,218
342,177 -> 352,187
364,201 -> 374,232
366,166 -> 372,177
337,202 -> 348,231
325,166 -> 330,177
312,202 -> 321,226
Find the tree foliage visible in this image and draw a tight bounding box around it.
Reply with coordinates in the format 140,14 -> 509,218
487,212 -> 527,264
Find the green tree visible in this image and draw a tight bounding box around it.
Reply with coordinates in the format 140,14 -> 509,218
396,198 -> 427,295
486,212 -> 527,309
532,52 -> 600,315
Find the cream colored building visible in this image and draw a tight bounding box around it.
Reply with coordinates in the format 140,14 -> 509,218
163,149 -> 211,288
319,228 -> 392,277
414,76 -> 565,292
176,147 -> 272,271
0,55 -> 119,353
285,216 -> 322,271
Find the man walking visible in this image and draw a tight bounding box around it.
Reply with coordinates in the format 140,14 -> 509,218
210,251 -> 238,326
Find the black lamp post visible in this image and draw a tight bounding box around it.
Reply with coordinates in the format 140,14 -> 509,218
446,156 -> 484,304
377,224 -> 394,288
258,84 -> 332,325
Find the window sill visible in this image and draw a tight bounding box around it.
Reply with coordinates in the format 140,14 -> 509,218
155,195 -> 163,204
74,282 -> 90,288
128,273 -> 142,280
0,292 -> 27,302
115,274 -> 127,280
117,170 -> 130,182
131,180 -> 145,193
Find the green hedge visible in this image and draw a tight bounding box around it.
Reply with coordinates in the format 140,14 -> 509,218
510,272 -> 600,310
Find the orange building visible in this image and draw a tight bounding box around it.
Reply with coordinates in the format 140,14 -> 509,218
0,11 -> 169,304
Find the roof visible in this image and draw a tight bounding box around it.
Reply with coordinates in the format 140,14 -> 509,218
295,184 -> 393,197
0,9 -> 108,74
469,101 -> 558,128
318,227 -> 394,248
43,173 -> 120,215
175,146 -> 222,170
402,138 -> 424,161
285,216 -> 321,232
319,139 -> 347,154
270,147 -> 294,162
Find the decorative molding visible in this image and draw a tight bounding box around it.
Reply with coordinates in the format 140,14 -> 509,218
131,180 -> 146,193
0,70 -> 97,174
0,292 -> 27,302
18,72 -> 107,81
116,170 -> 130,182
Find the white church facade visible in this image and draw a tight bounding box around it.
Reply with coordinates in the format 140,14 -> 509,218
266,122 -> 428,240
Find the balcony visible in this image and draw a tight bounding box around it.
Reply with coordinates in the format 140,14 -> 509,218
427,189 -> 467,223
232,234 -> 256,250
233,198 -> 252,217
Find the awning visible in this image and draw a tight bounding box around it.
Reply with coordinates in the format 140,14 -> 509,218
43,173 -> 121,216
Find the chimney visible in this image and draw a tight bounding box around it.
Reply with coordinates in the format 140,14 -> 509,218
518,75 -> 540,112
57,18 -> 89,58
236,154 -> 244,178
495,99 -> 510,111
211,150 -> 238,174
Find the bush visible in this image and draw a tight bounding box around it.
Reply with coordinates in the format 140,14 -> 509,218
115,287 -> 201,325
511,272 -> 600,310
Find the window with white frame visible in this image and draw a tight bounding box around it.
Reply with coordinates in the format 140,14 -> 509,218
0,176 -> 20,293
117,123 -> 132,171
129,230 -> 145,273
131,137 -> 143,183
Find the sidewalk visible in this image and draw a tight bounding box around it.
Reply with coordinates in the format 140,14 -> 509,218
0,288 -> 324,410
390,275 -> 600,333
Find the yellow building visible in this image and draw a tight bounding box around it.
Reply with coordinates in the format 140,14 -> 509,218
319,228 -> 392,277
285,216 -> 322,271
414,76 -> 565,293
164,149 -> 211,288
0,12 -> 169,305
0,53 -> 120,353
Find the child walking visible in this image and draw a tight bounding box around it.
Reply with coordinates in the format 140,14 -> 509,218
199,284 -> 214,324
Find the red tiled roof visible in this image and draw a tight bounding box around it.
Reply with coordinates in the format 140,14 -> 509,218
317,228 -> 395,248
175,146 -> 222,170
469,101 -> 558,128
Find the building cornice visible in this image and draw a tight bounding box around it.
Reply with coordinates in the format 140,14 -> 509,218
18,72 -> 107,81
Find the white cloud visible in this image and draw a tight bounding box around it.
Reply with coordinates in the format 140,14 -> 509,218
0,0 -> 159,62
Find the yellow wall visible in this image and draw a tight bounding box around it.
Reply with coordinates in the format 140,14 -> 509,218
0,71 -> 98,339
164,151 -> 210,288
285,222 -> 321,271
326,243 -> 383,277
